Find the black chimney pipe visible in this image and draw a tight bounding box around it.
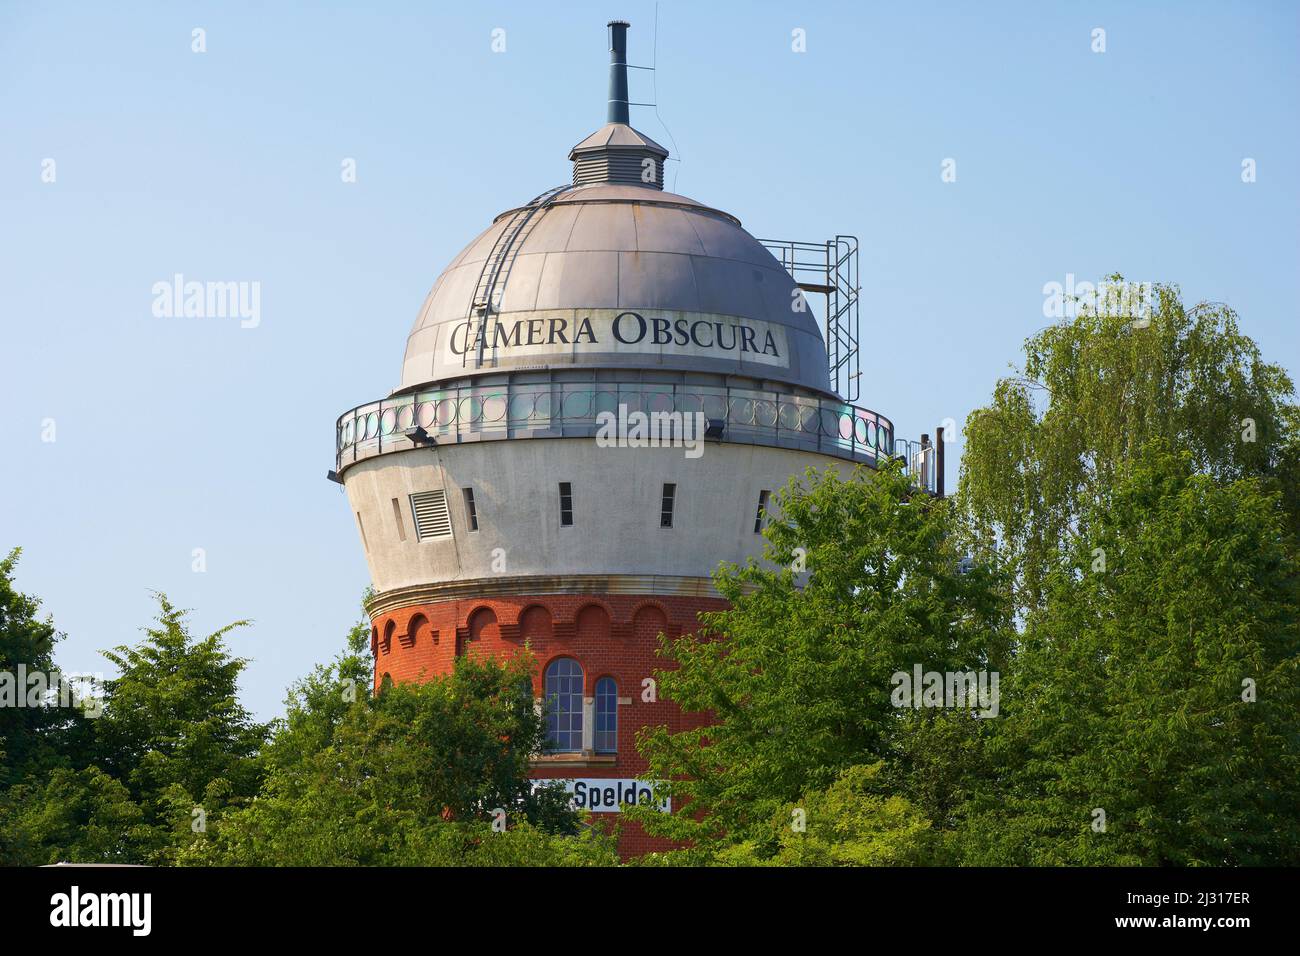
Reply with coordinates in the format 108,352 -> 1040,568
607,20 -> 631,125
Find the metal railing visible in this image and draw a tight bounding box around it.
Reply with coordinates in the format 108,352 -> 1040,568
760,236 -> 861,403
332,379 -> 940,487
896,435 -> 938,496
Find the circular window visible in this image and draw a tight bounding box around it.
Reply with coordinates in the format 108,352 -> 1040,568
459,396 -> 482,423
593,390 -> 619,417
435,398 -> 457,427
482,392 -> 506,423
509,393 -> 535,421
646,391 -> 674,414
562,390 -> 593,419
839,413 -> 854,441
854,416 -> 869,445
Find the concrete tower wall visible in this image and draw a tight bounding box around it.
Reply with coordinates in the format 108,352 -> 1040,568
345,437 -> 855,599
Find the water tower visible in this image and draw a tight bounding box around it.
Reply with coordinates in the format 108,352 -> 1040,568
330,21 -> 940,854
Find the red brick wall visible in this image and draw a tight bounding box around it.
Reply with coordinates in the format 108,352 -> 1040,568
370,592 -> 726,857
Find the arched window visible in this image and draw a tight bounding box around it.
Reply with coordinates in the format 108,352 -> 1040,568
544,658 -> 584,752
594,677 -> 617,753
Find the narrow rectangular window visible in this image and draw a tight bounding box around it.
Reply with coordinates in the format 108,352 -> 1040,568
559,482 -> 573,527
463,487 -> 479,532
355,512 -> 369,552
660,482 -> 676,528
391,498 -> 406,542
753,490 -> 771,534
594,677 -> 618,753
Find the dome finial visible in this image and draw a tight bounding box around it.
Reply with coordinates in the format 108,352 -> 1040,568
570,21 -> 668,188
606,20 -> 631,125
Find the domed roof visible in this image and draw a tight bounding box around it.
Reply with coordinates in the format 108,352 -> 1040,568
399,181 -> 833,395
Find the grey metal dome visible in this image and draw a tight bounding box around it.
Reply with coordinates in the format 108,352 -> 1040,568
399,182 -> 833,394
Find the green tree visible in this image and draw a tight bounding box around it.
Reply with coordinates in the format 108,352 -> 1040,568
260,612 -> 372,776
0,767 -> 147,866
186,648 -> 615,866
955,448 -> 1300,865
3,594 -> 276,864
0,549 -> 107,864
630,462 -> 1010,858
707,763 -> 935,867
79,595 -> 270,862
0,549 -> 74,787
959,285 -> 1300,614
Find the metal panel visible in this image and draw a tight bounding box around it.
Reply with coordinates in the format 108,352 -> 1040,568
688,256 -> 770,321
616,252 -> 701,312
496,253 -> 546,313
685,212 -> 773,266
565,202 -> 637,252
450,218 -> 511,269
517,203 -> 581,254
629,205 -> 706,255
534,251 -> 620,310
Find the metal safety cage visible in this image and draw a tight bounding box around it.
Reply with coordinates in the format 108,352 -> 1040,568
759,236 -> 861,403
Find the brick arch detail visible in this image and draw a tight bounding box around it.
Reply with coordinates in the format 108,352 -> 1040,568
631,600 -> 682,642
518,603 -> 554,641
405,613 -> 433,649
575,601 -> 612,629
458,605 -> 500,655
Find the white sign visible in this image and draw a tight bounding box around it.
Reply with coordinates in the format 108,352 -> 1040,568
444,309 -> 790,372
534,777 -> 671,813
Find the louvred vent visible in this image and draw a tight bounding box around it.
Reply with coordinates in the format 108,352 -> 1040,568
409,490 -> 452,539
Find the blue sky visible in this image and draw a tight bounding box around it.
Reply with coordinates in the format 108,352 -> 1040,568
2,0 -> 1297,720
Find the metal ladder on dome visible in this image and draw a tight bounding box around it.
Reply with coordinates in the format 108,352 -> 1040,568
463,184 -> 571,369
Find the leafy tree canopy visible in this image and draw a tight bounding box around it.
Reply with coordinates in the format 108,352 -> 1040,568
959,284 -> 1300,613
630,461 -> 1011,857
